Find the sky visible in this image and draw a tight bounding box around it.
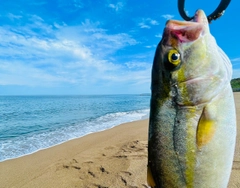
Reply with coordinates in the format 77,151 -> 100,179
0,0 -> 239,95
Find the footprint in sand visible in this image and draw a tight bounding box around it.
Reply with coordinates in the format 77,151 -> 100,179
114,140 -> 147,160
58,140 -> 148,188
58,158 -> 81,171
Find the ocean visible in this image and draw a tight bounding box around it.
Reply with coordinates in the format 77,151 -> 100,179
0,95 -> 150,162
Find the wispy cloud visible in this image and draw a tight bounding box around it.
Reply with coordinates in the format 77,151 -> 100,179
145,45 -> 156,49
161,14 -> 174,20
155,34 -> 162,38
138,18 -> 159,29
72,0 -> 83,8
7,13 -> 22,20
0,13 -> 151,93
125,61 -> 150,69
231,58 -> 240,62
108,2 -> 124,11
150,20 -> 159,25
138,22 -> 150,29
231,58 -> 240,69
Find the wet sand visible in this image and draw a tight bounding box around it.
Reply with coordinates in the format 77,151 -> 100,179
0,93 -> 239,188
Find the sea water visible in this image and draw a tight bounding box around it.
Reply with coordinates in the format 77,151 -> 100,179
0,95 -> 150,162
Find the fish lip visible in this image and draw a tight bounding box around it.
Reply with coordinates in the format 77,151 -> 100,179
164,10 -> 209,43
166,10 -> 208,25
166,20 -> 203,30
193,10 -> 209,25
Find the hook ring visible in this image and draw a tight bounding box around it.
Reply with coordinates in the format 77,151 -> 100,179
178,0 -> 231,23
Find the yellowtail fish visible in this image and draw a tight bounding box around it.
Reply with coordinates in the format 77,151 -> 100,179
147,10 -> 236,188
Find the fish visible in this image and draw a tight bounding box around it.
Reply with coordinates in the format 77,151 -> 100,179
147,9 -> 236,188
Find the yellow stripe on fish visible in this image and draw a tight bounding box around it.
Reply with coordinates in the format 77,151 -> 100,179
176,56 -> 196,188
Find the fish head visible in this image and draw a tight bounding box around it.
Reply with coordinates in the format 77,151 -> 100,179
152,10 -> 232,106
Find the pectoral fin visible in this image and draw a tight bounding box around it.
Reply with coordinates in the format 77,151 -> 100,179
196,106 -> 216,148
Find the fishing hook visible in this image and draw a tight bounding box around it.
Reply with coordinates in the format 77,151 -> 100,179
178,0 -> 231,23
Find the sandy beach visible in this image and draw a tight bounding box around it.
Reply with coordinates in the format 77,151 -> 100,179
0,93 -> 239,188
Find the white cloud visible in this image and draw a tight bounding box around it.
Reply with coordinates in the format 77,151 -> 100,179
125,61 -> 150,69
0,14 -> 151,93
161,14 -> 174,20
7,13 -> 22,20
92,32 -> 137,48
138,18 -> 159,29
155,34 -> 162,38
73,0 -> 83,8
231,58 -> 240,62
150,20 -> 159,25
0,61 -> 67,86
108,2 -> 124,11
138,22 -> 151,29
145,45 -> 156,49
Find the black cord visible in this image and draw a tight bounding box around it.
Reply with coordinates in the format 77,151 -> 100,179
178,0 -> 231,23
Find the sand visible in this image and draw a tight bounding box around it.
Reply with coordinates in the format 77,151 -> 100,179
0,93 -> 239,188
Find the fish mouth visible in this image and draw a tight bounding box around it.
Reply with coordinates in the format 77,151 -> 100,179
163,10 -> 209,43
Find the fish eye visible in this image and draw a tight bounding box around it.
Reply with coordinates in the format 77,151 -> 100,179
168,49 -> 181,66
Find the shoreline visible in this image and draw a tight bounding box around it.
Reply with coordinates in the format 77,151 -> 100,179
0,118 -> 149,163
1,117 -> 149,163
0,119 -> 149,187
0,93 -> 239,187
0,107 -> 150,162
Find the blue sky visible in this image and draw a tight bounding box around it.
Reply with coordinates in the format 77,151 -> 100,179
0,0 -> 239,95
